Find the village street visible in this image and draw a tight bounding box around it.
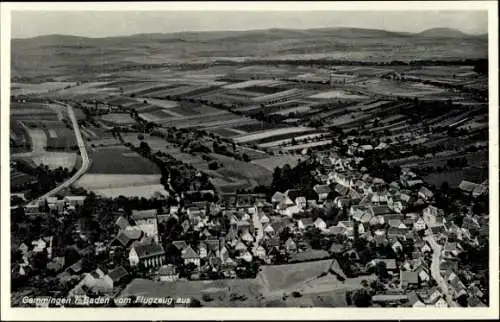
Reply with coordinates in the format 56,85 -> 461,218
424,231 -> 459,307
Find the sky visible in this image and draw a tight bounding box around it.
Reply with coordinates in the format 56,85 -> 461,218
11,10 -> 488,39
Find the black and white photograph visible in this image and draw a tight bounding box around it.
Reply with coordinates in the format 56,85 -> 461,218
1,1 -> 498,320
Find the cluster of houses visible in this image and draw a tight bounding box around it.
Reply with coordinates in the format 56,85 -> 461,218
11,148 -> 488,308
311,151 -> 488,307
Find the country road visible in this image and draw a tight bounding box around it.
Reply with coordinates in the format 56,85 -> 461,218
424,231 -> 459,307
31,102 -> 90,203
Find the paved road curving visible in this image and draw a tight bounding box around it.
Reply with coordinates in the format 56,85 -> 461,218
424,230 -> 459,307
31,102 -> 90,203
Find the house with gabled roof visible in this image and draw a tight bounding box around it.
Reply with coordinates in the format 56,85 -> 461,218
263,224 -> 275,235
253,245 -> 266,259
413,217 -> 427,231
129,241 -> 165,268
314,217 -> 327,230
172,240 -> 187,252
368,258 -> 397,272
106,265 -> 129,285
115,215 -> 130,230
283,205 -> 301,218
297,218 -> 314,230
238,249 -> 253,263
400,270 -> 419,289
130,209 -> 159,243
259,213 -> 270,225
241,230 -> 254,243
271,191 -> 287,204
392,240 -> 403,253
295,196 -> 307,209
112,228 -> 143,248
329,259 -> 347,281
418,186 -> 434,201
443,242 -> 463,259
325,226 -> 346,236
197,241 -> 208,259
313,184 -> 331,201
181,246 -> 200,267
158,264 -> 179,282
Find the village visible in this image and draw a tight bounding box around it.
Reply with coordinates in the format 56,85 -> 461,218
10,139 -> 489,308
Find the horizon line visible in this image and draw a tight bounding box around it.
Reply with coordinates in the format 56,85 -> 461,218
11,25 -> 487,40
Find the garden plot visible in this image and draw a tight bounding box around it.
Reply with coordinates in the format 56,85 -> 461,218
233,127 -> 314,144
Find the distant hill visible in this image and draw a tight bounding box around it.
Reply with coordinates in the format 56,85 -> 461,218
416,27 -> 470,38
11,26 -> 488,79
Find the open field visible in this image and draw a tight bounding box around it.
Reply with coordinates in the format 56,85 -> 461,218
75,174 -> 162,189
55,82 -> 121,96
74,174 -> 167,198
137,98 -> 179,108
358,79 -> 448,98
232,122 -> 288,133
11,171 -> 37,190
281,140 -> 334,151
258,260 -> 332,293
30,152 -> 79,170
99,113 -> 137,125
44,127 -> 77,150
88,147 -> 161,174
10,121 -> 32,153
209,153 -> 272,186
234,127 -> 314,143
121,134 -> 169,152
251,155 -> 304,171
11,82 -> 77,96
120,278 -> 263,307
92,184 -> 168,198
308,89 -> 368,100
257,132 -> 326,148
222,79 -> 284,89
257,259 -> 376,305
